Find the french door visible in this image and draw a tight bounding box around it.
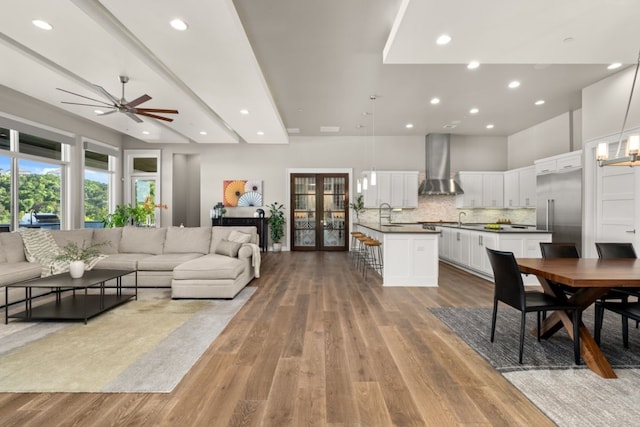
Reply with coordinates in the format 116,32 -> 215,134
290,173 -> 349,251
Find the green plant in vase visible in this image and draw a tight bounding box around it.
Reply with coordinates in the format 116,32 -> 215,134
349,194 -> 365,222
267,202 -> 286,251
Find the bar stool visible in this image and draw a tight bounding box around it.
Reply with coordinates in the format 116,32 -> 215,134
355,234 -> 370,272
363,238 -> 383,279
350,231 -> 364,262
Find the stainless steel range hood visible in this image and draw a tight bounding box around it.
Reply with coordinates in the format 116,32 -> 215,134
418,133 -> 464,195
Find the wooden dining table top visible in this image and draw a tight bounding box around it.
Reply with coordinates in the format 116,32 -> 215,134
517,258 -> 640,288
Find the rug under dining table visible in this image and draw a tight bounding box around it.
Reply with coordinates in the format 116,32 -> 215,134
430,306 -> 640,426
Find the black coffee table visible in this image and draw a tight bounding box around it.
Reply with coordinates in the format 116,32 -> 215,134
5,269 -> 137,324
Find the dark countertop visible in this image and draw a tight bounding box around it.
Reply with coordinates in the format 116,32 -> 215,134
426,223 -> 550,234
359,222 -> 550,234
356,223 -> 440,234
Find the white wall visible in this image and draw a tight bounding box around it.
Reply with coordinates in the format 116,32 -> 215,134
582,65 -> 640,142
451,135 -> 508,172
507,112 -> 572,169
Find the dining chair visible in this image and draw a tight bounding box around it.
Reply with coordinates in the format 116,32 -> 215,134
594,242 -> 640,340
539,242 -> 580,259
486,248 -> 581,364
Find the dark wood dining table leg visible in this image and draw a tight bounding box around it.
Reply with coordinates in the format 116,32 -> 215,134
534,277 -> 617,379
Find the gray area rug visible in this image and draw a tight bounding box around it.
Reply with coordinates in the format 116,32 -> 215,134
430,306 -> 640,426
0,287 -> 255,393
429,306 -> 640,371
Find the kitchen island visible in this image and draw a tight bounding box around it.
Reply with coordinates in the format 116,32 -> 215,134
355,223 -> 440,287
430,223 -> 552,283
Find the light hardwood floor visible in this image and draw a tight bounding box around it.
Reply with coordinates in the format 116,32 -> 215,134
0,252 -> 554,426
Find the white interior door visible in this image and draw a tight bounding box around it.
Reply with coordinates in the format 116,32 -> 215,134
596,165 -> 640,248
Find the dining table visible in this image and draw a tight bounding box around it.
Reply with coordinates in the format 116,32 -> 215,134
516,258 -> 640,379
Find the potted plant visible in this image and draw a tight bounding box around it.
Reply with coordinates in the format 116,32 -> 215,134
55,241 -> 107,278
267,202 -> 286,252
349,194 -> 365,222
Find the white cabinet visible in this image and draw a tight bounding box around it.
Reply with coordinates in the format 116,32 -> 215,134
437,227 -> 451,259
504,170 -> 520,208
503,166 -> 536,208
519,166 -> 536,207
455,172 -> 483,208
455,171 -> 503,208
482,173 -> 504,208
469,232 -> 497,276
363,171 -> 418,208
450,229 -> 470,265
535,151 -> 582,175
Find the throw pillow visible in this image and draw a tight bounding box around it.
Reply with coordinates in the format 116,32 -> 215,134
215,239 -> 242,257
228,230 -> 252,244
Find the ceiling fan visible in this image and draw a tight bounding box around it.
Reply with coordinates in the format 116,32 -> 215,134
56,75 -> 178,123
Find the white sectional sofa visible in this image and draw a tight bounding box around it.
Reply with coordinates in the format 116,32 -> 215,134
0,225 -> 259,308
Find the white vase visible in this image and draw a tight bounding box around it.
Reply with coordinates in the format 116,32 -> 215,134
69,260 -> 85,279
272,242 -> 282,252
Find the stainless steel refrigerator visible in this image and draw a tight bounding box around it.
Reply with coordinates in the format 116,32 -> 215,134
536,168 -> 582,250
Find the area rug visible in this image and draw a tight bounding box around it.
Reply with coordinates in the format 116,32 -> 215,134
0,287 -> 255,393
430,306 -> 640,426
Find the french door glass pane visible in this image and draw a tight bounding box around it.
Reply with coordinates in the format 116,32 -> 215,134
293,176 -> 316,247
18,159 -> 61,229
133,178 -> 157,226
322,176 -> 346,247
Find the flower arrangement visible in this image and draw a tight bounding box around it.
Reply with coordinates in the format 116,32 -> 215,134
349,194 -> 365,221
103,199 -> 168,228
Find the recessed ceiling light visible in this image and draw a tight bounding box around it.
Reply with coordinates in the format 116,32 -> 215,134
170,19 -> 188,31
239,109 -> 249,115
469,108 -> 479,114
436,34 -> 451,45
287,128 -> 300,134
94,110 -> 104,115
32,19 -> 53,30
199,131 -> 207,135
508,80 -> 521,89
486,124 -> 495,129
142,131 -> 150,135
467,61 -> 480,70
430,97 -> 440,105
608,63 -> 622,70
405,123 -> 414,129
535,100 -> 545,106
257,131 -> 264,136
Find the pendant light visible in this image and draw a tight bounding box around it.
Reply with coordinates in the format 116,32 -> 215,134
370,95 -> 377,186
597,48 -> 640,167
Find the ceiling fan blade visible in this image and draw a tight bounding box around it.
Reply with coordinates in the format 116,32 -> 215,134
136,111 -> 175,122
126,94 -> 151,108
93,84 -> 121,105
56,88 -> 115,107
125,112 -> 143,123
135,108 -> 179,114
61,101 -> 117,109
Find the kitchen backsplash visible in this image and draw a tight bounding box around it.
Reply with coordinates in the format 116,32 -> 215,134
356,194 -> 536,225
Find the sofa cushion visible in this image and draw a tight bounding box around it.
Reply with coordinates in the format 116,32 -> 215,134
137,253 -> 203,271
228,230 -> 252,244
163,227 -> 211,254
92,228 -> 122,254
0,241 -> 7,264
210,226 -> 257,254
0,232 -> 27,263
0,261 -> 42,286
215,240 -> 242,257
119,226 -> 166,254
50,229 -> 94,249
94,253 -> 153,270
173,254 -> 244,280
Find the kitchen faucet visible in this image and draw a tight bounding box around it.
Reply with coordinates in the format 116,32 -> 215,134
379,203 -> 392,226
458,211 -> 466,228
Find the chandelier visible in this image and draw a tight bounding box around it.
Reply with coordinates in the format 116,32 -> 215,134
597,49 -> 640,167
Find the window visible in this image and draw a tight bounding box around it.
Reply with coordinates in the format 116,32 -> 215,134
0,127 -> 9,151
84,150 -> 111,228
0,155 -> 10,227
19,132 -> 62,160
18,159 -> 62,230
